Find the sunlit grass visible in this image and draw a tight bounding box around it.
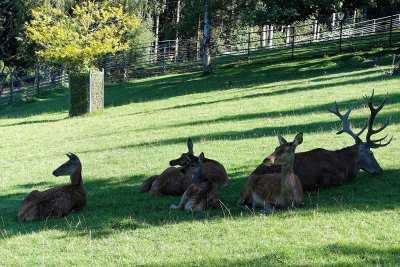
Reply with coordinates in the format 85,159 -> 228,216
0,48 -> 399,266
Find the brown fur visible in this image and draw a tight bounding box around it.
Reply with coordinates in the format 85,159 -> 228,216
170,181 -> 220,211
140,158 -> 229,196
251,91 -> 393,191
18,154 -> 86,222
241,173 -> 303,209
252,145 -> 359,191
241,133 -> 304,211
170,152 -> 220,211
145,167 -> 192,196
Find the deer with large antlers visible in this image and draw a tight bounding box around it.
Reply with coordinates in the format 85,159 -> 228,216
18,153 -> 86,222
251,91 -> 392,191
140,138 -> 229,196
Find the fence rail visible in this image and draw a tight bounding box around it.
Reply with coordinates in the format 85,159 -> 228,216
1,13 -> 400,108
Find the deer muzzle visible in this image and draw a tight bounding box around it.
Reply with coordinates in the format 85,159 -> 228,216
263,156 -> 275,166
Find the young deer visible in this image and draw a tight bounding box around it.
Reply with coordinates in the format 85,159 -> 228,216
251,91 -> 392,191
18,153 -> 86,222
170,153 -> 220,211
240,133 -> 304,213
140,138 -> 229,196
169,138 -> 229,188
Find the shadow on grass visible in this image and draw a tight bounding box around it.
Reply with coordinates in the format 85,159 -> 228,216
0,49 -> 393,120
322,243 -> 400,266
130,92 -> 400,132
1,166 -> 399,240
140,242 -> 400,266
0,89 -> 69,120
77,106 -> 399,155
118,66 -> 392,118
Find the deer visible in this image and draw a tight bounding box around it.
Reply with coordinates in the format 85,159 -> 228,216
251,91 -> 392,191
18,153 -> 86,222
240,133 -> 304,213
169,138 -> 230,188
140,138 -> 229,196
170,153 -> 220,211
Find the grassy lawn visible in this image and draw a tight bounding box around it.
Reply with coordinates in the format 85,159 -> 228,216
0,47 -> 399,266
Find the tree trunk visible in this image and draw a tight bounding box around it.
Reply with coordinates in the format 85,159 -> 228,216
202,0 -> 211,74
154,14 -> 160,62
196,13 -> 201,60
174,0 -> 181,62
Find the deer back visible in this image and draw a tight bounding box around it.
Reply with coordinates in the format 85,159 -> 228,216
250,146 -> 359,191
149,167 -> 192,196
200,158 -> 229,188
18,185 -> 80,221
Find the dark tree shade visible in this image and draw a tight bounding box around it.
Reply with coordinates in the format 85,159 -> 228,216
0,0 -> 35,70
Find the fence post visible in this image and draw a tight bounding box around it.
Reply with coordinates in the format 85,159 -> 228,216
9,72 -> 14,105
373,19 -> 376,33
291,26 -> 295,59
247,31 -> 251,61
162,46 -> 167,73
35,63 -> 40,95
339,19 -> 343,53
389,15 -> 393,47
268,25 -> 274,48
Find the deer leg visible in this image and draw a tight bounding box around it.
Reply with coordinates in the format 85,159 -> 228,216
259,206 -> 274,215
170,188 -> 191,210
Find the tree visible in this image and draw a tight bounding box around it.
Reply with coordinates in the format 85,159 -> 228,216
202,0 -> 211,74
26,0 -> 140,71
0,0 -> 35,70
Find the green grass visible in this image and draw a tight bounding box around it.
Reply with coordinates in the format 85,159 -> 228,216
0,48 -> 400,266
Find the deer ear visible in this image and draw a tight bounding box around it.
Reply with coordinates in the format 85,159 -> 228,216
199,152 -> 205,161
278,135 -> 287,145
293,132 -> 303,146
187,138 -> 194,154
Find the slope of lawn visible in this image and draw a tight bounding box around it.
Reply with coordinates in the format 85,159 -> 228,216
0,47 -> 399,266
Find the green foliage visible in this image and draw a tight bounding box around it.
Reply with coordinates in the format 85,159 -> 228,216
128,21 -> 154,49
0,0 -> 35,69
26,1 -> 140,71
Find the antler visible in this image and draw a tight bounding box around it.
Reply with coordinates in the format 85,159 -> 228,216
364,90 -> 392,148
328,102 -> 366,143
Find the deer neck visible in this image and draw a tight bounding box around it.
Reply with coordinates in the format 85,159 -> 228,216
70,166 -> 83,186
280,159 -> 295,188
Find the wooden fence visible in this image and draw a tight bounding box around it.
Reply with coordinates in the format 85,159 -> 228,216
1,13 -> 399,108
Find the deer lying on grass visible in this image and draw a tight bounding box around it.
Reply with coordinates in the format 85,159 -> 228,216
170,153 -> 220,211
18,153 -> 86,222
251,91 -> 392,191
140,138 -> 229,196
240,133 -> 304,213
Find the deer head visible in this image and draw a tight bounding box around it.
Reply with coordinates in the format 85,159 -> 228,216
53,153 -> 82,177
189,152 -> 206,184
328,91 -> 392,175
263,133 -> 303,167
169,138 -> 198,167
